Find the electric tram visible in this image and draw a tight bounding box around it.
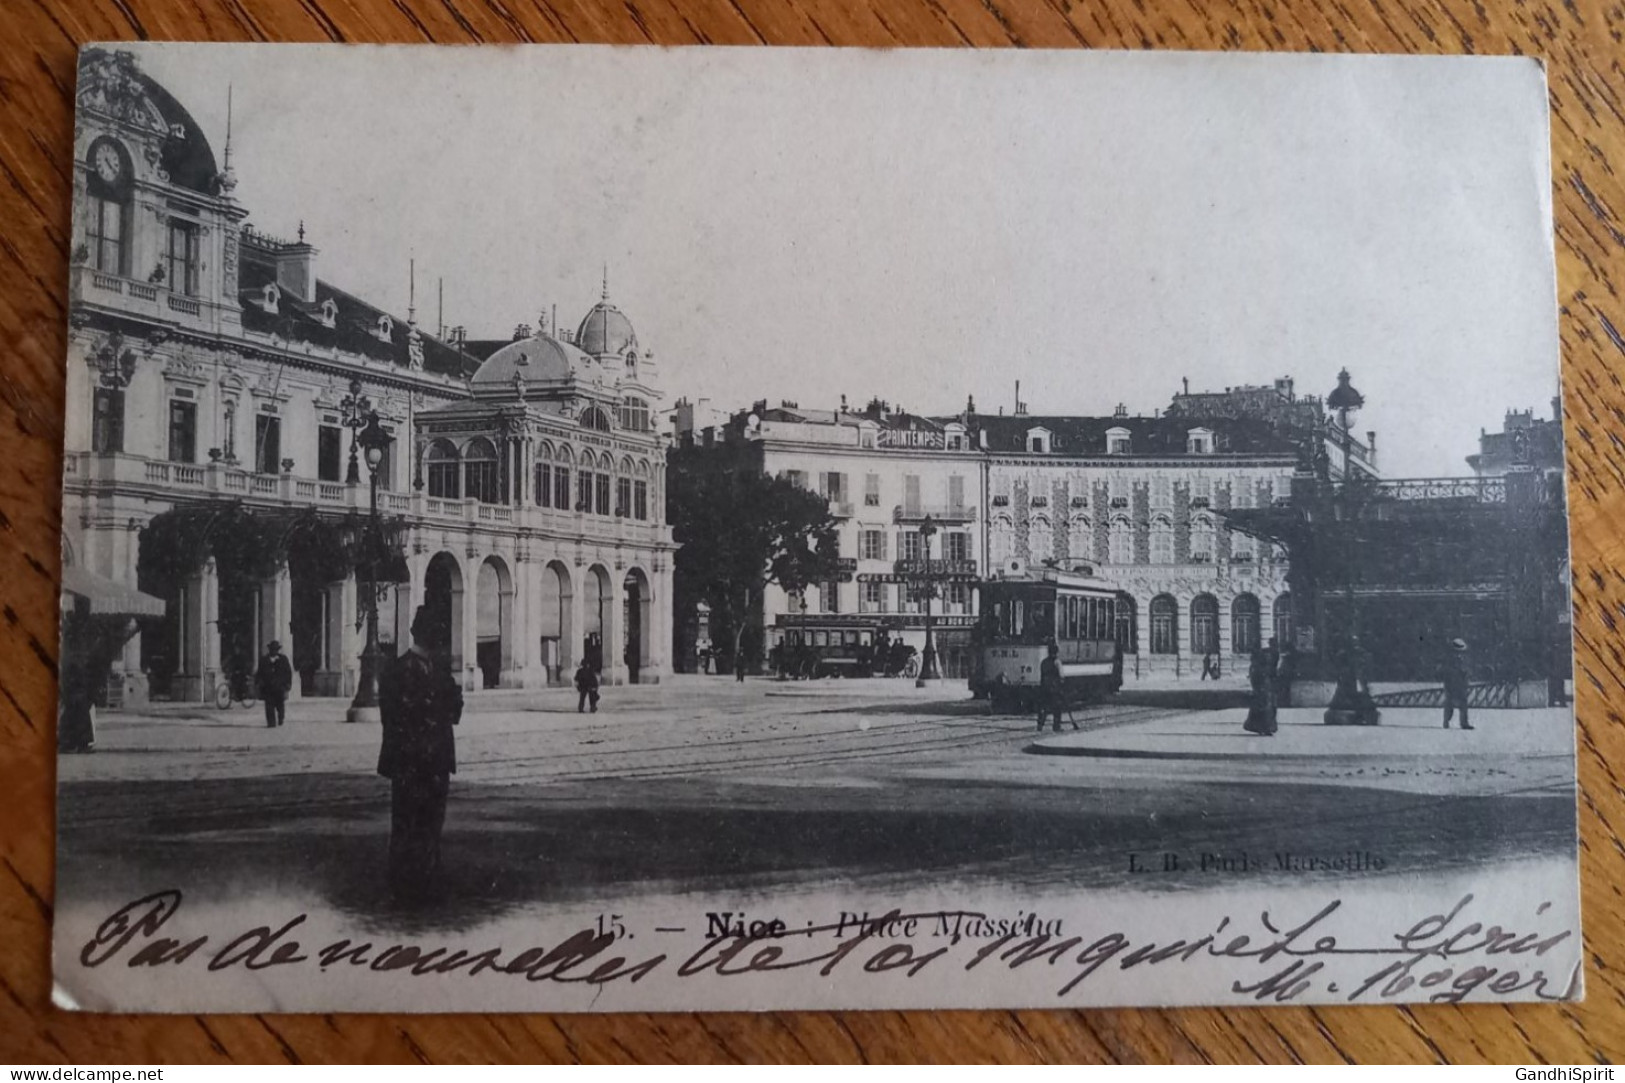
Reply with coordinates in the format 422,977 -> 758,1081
971,560 -> 1124,712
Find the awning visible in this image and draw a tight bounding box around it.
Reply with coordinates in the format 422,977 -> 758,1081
60,566 -> 167,618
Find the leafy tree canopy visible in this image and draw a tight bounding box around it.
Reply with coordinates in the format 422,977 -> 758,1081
670,469 -> 842,658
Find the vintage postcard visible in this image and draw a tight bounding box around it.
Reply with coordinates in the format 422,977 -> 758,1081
53,44 -> 1579,1013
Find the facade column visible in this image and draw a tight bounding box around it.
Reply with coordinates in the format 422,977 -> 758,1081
1134,592 -> 1150,678
460,559 -> 480,692
112,516 -> 149,705
335,573 -> 362,698
569,558 -> 589,681
606,565 -> 624,686
1217,595 -> 1233,660
261,565 -> 299,701
405,546 -> 427,624
514,559 -> 545,688
653,562 -> 673,679
195,557 -> 222,704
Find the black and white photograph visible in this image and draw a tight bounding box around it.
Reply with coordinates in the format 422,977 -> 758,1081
53,43 -> 1579,1013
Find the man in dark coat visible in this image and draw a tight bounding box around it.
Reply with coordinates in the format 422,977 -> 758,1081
1442,638 -> 1473,730
378,605 -> 463,904
575,658 -> 600,712
1037,640 -> 1073,733
256,640 -> 293,728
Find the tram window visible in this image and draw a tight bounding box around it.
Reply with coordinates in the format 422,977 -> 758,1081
1031,603 -> 1054,643
1068,597 -> 1080,640
1013,600 -> 1024,638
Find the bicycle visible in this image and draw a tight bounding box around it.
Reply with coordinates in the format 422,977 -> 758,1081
214,669 -> 258,710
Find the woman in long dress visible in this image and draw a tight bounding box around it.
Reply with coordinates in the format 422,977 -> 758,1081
1242,644 -> 1279,736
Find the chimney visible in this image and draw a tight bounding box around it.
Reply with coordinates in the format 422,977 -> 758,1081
1552,394 -> 1562,422
276,223 -> 318,303
1182,377 -> 1189,395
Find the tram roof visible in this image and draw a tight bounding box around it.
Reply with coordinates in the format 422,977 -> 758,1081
982,565 -> 1115,592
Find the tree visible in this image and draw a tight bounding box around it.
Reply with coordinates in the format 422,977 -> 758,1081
670,468 -> 842,673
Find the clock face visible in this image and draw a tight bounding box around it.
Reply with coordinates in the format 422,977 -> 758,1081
93,142 -> 123,185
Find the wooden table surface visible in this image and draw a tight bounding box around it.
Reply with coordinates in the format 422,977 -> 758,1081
2,0 -> 1622,1064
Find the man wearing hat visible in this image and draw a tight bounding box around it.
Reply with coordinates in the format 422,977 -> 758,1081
378,604 -> 463,903
255,640 -> 293,728
1441,638 -> 1473,730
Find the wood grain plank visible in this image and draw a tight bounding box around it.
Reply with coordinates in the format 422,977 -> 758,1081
1,0 -> 1622,1063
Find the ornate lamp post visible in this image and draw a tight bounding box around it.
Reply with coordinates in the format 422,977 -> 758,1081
346,413 -> 395,724
916,514 -> 941,686
339,378 -> 373,485
1322,368 -> 1375,726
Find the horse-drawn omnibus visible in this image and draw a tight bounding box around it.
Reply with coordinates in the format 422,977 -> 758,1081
971,561 -> 1123,712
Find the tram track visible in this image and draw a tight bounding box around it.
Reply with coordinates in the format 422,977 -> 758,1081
58,702 -> 1189,829
468,702 -> 1188,784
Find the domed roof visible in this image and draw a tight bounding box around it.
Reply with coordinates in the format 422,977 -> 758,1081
471,334 -> 594,387
77,48 -> 220,195
576,300 -> 637,357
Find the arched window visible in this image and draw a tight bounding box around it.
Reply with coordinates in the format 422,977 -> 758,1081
580,405 -> 612,432
1150,594 -> 1179,654
990,514 -> 1014,566
1109,516 -> 1134,564
618,396 -> 650,432
1068,515 -> 1093,563
1029,515 -> 1052,564
426,439 -> 460,499
1115,593 -> 1138,654
1274,593 -> 1294,650
1150,515 -> 1174,565
1190,514 -> 1216,563
615,456 -> 635,517
593,451 -> 614,515
1231,593 -> 1260,654
1191,594 -> 1219,655
533,441 -> 554,508
463,437 -> 500,504
85,139 -> 131,275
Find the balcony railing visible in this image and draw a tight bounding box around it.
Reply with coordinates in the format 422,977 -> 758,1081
65,451 -> 674,545
72,266 -> 217,330
827,500 -> 854,518
893,503 -> 977,524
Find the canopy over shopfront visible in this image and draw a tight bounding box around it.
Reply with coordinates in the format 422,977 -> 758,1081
60,565 -> 166,618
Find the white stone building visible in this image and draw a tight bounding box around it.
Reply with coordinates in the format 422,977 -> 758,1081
973,411 -> 1302,674
62,48 -> 674,706
687,400 -> 986,677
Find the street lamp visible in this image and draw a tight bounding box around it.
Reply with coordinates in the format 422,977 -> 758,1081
346,412 -> 395,724
339,378 -> 373,485
916,514 -> 940,687
1322,368 -> 1375,726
